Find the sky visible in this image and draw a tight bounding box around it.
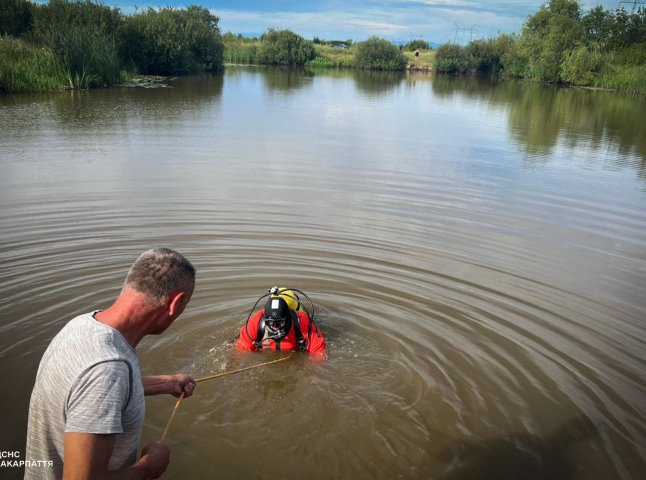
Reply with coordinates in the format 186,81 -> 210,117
105,1 -> 628,44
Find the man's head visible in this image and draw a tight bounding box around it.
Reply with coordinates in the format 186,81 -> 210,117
124,249 -> 195,332
125,248 -> 195,303
263,296 -> 291,339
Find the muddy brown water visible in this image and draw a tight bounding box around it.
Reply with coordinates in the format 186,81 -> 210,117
1,68 -> 645,479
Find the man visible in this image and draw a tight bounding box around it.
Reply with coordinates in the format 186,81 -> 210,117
25,248 -> 197,480
236,288 -> 326,355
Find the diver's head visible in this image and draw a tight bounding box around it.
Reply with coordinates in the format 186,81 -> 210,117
263,296 -> 290,339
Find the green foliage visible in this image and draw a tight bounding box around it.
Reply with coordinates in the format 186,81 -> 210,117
404,39 -> 430,51
0,36 -> 65,92
611,42 -> 646,65
32,0 -> 122,88
560,43 -> 605,85
434,43 -> 471,74
596,62 -> 646,95
257,29 -> 315,66
354,36 -> 406,70
223,33 -> 259,64
308,43 -> 354,68
465,37 -> 508,74
518,0 -> 585,82
0,0 -> 33,36
312,37 -> 352,48
119,6 -> 223,75
32,0 -> 121,37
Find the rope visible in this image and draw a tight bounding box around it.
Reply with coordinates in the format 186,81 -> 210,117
159,353 -> 293,442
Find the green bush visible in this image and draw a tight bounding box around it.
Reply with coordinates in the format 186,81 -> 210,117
354,36 -> 406,70
404,39 -> 430,51
465,38 -> 503,74
434,43 -> 471,74
0,36 -> 66,92
257,29 -> 315,66
0,0 -> 33,36
120,6 -> 224,75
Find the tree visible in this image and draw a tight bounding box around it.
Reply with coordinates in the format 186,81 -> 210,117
517,0 -> 585,82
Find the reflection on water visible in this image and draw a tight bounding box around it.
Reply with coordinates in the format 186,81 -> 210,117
431,74 -> 646,172
1,68 -> 645,480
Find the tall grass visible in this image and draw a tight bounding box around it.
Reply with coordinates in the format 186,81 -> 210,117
308,44 -> 354,68
37,24 -> 123,88
223,35 -> 259,64
0,37 -> 66,92
596,64 -> 646,95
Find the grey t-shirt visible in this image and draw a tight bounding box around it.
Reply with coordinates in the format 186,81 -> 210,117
25,312 -> 145,479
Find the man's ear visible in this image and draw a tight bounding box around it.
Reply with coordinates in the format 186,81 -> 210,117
168,290 -> 187,317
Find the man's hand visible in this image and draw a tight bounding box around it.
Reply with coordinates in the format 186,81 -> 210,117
169,373 -> 196,398
139,442 -> 170,479
142,374 -> 197,397
62,433 -> 170,480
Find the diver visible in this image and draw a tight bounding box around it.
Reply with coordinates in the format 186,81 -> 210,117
237,287 -> 326,355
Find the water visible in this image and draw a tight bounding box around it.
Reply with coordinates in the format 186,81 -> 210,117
1,68 -> 645,479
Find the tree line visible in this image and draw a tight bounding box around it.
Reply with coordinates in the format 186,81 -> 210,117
434,0 -> 646,94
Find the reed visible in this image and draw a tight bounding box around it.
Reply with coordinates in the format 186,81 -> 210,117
223,39 -> 259,64
0,37 -> 66,92
596,64 -> 646,95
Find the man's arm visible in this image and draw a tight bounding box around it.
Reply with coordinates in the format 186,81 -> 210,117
142,374 -> 196,397
62,433 -> 169,480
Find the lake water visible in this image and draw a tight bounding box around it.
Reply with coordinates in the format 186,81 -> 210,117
1,67 -> 645,479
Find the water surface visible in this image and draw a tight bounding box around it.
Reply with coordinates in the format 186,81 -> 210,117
1,68 -> 645,479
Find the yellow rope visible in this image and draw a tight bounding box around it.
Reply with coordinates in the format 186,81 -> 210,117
159,353 -> 293,442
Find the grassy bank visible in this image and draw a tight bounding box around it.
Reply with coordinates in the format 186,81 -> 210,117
434,0 -> 646,95
1,0 -> 224,93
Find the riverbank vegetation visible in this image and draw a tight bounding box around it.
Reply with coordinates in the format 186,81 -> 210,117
1,0 -> 224,93
2,0 -> 421,92
434,0 -> 646,94
224,31 -> 421,70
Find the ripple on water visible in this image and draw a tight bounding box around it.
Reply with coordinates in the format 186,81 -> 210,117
2,72 -> 646,479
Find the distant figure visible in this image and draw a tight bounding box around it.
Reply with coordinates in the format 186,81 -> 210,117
237,287 -> 326,355
415,49 -> 420,59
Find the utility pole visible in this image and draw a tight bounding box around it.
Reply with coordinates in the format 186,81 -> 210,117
619,0 -> 646,11
469,25 -> 478,42
450,23 -> 473,43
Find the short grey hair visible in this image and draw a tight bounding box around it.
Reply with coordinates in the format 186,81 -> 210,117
125,248 -> 195,302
